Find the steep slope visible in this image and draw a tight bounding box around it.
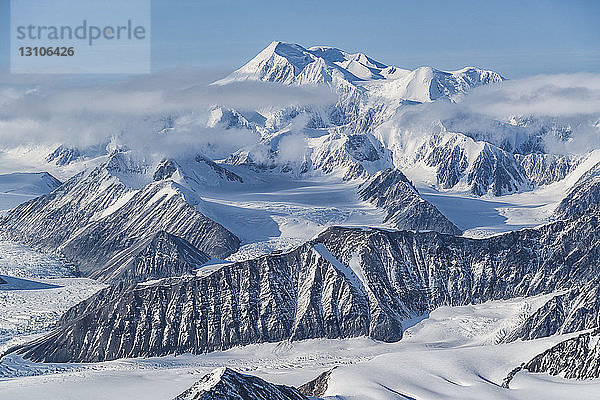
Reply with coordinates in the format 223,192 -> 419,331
172,367 -> 308,400
368,65 -> 503,103
14,206 -> 600,362
554,161 -> 600,220
516,153 -> 579,187
93,231 -> 212,284
394,129 -> 531,196
298,367 -> 336,398
0,152 -> 240,282
512,329 -> 600,381
0,172 -> 62,210
505,280 -> 600,342
0,172 -> 61,194
309,133 -> 393,179
358,168 -> 462,234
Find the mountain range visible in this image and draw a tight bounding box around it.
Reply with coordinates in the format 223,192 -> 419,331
1,41 -> 600,399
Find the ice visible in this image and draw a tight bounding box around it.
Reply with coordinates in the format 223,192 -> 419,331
0,241 -> 105,356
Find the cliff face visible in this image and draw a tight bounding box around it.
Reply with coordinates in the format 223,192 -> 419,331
505,279 -> 600,342
15,207 -> 600,363
93,231 -> 212,284
522,329 -> 600,380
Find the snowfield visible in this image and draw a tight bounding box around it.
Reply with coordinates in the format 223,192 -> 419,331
1,294 -> 598,399
0,241 -> 106,356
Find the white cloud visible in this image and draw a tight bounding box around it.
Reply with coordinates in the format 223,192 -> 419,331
0,69 -> 335,160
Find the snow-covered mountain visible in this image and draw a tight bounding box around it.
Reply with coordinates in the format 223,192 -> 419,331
215,41 -> 503,104
0,172 -> 61,210
172,367 -> 309,400
15,203 -> 600,362
358,168 -> 462,234
2,40 -> 600,400
0,152 -> 240,283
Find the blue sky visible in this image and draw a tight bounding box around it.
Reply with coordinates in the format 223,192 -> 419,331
1,0 -> 600,78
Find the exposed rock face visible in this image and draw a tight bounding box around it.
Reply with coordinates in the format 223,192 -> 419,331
15,206 -> 600,363
0,152 -> 240,282
93,231 -> 212,284
409,131 -> 531,196
516,153 -> 578,187
554,165 -> 600,220
358,168 -> 462,235
298,367 -> 336,397
311,133 -> 393,180
173,367 -> 308,400
466,143 -> 528,196
522,329 -> 600,379
505,280 -> 600,342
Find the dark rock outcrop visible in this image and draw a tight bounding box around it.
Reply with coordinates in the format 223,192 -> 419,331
93,231 -> 211,284
173,367 -> 309,400
298,367 -> 336,397
359,168 -> 462,235
522,328 -> 600,380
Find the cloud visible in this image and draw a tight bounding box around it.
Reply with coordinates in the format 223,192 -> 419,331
0,69 -> 335,159
461,73 -> 600,118
378,73 -> 600,155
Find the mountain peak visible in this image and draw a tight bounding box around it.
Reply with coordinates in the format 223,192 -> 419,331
173,367 -> 308,400
215,41 -> 503,102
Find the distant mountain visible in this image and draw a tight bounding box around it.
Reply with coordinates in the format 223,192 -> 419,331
0,172 -> 62,210
215,41 -> 503,104
15,205 -> 600,362
94,231 -> 212,284
504,278 -> 600,343
46,144 -> 109,166
212,41 -> 566,197
172,367 -> 309,400
359,168 -> 462,234
0,152 -> 240,283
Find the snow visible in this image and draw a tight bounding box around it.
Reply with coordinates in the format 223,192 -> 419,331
2,294 -> 598,399
413,149 -> 600,238
0,172 -> 60,211
0,241 -> 105,356
313,244 -> 367,296
196,173 -> 390,261
0,40 -> 597,400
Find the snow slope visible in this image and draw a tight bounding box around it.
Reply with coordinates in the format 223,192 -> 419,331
215,41 -> 503,104
0,241 -> 105,356
0,172 -> 61,210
